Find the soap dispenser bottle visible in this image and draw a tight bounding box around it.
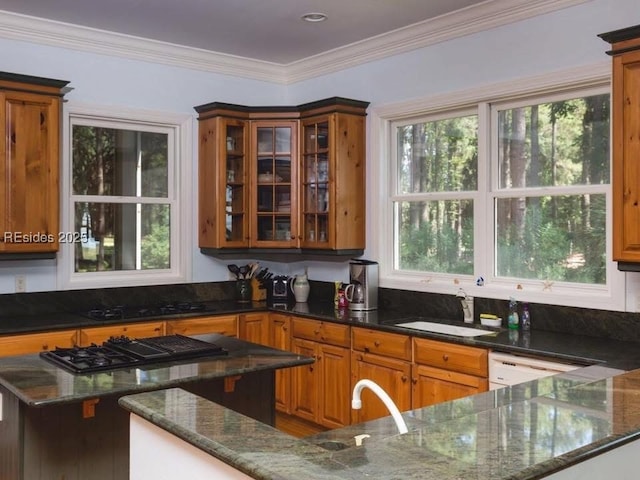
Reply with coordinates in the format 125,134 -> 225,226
508,298 -> 519,329
521,303 -> 531,331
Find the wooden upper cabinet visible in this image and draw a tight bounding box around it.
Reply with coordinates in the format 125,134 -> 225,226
600,26 -> 640,266
300,109 -> 366,251
197,110 -> 250,249
0,72 -> 69,255
194,97 -> 369,255
251,120 -> 299,248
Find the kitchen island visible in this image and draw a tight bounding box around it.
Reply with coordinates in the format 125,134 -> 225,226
0,334 -> 313,480
120,363 -> 640,480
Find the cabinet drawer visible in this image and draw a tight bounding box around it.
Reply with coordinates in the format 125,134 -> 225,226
413,337 -> 488,377
0,329 -> 78,357
166,315 -> 238,337
78,321 -> 164,346
291,318 -> 350,347
352,328 -> 411,361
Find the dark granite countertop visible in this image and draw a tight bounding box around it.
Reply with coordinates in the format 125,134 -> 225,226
5,296 -> 640,478
3,299 -> 640,371
119,362 -> 639,480
0,334 -> 313,407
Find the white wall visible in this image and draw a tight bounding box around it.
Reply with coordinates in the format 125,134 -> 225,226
0,38 -> 286,293
1,0 -> 640,299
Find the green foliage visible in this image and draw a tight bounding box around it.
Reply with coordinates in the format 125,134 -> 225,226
72,125 -> 170,272
397,93 -> 609,286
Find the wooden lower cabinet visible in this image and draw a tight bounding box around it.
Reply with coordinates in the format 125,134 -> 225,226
238,312 -> 268,344
291,335 -> 351,429
411,364 -> 487,408
0,329 -> 78,357
351,351 -> 411,423
412,337 -> 488,408
613,371 -> 640,434
166,315 -> 238,337
78,321 -> 165,346
351,327 -> 412,423
269,313 -> 292,413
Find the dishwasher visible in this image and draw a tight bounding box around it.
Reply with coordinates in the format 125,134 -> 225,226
488,351 -> 580,389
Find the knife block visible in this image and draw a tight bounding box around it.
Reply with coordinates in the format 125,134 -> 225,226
251,278 -> 267,301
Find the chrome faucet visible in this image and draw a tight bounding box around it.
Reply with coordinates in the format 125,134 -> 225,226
351,379 -> 408,434
456,288 -> 473,323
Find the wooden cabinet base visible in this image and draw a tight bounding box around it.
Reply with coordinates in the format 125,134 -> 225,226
0,371 -> 275,480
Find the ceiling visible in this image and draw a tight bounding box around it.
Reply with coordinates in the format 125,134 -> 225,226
0,0 -> 488,64
0,0 -> 587,83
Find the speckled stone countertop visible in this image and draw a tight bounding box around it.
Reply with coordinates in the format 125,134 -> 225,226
0,334 -> 313,407
4,300 -> 640,370
120,362 -> 639,480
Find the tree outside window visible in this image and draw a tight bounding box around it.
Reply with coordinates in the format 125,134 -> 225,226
392,91 -> 610,287
71,123 -> 172,273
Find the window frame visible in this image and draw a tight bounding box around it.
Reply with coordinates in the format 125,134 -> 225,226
58,102 -> 193,290
371,64 -> 625,311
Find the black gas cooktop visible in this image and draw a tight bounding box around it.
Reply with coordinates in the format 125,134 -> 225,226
85,301 -> 216,321
40,334 -> 228,374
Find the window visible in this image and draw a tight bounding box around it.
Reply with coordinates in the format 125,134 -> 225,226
59,104 -> 192,289
376,70 -> 622,310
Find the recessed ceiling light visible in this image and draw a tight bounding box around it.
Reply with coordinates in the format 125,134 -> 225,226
301,12 -> 327,23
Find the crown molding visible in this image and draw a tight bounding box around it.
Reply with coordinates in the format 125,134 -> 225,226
284,0 -> 591,83
0,10 -> 286,83
0,0 -> 590,85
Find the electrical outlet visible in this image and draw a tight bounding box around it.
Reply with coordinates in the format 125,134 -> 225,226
15,275 -> 26,293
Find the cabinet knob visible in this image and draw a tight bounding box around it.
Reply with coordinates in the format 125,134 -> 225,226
412,378 -> 417,384
374,340 -> 381,347
42,344 -> 48,350
314,330 -> 320,335
401,375 -> 408,383
442,354 -> 449,362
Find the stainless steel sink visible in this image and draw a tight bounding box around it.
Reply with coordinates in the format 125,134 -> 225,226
395,320 -> 495,337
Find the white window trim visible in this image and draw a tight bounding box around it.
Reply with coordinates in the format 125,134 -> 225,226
370,61 -> 626,312
57,102 -> 193,290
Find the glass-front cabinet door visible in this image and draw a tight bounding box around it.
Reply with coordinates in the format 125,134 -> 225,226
301,116 -> 331,248
251,121 -> 298,247
223,119 -> 248,246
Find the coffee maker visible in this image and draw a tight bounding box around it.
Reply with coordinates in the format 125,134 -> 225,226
345,259 -> 378,311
